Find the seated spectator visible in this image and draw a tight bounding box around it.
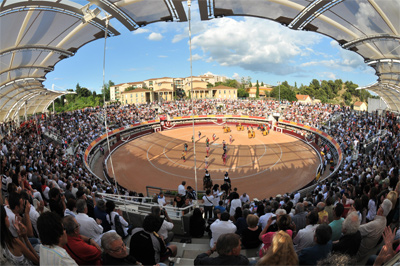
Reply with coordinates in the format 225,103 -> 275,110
241,214 -> 262,249
316,202 -> 328,224
62,215 -> 102,265
298,224 -> 332,265
5,192 -> 34,238
369,226 -> 399,266
332,211 -> 362,256
357,198 -> 392,260
235,209 -> 250,236
259,213 -> 292,256
130,215 -> 177,265
49,187 -> 66,218
214,200 -> 226,215
37,211 -> 78,265
106,201 -> 133,238
151,206 -> 174,244
329,203 -> 344,241
293,210 -> 319,253
257,230 -> 298,265
75,199 -> 104,245
210,212 -> 237,248
317,253 -> 353,265
94,199 -> 111,232
190,208 -> 206,238
101,231 -> 139,265
64,198 -> 76,217
76,190 -> 95,219
292,202 -> 307,232
0,205 -> 39,265
194,233 -> 249,265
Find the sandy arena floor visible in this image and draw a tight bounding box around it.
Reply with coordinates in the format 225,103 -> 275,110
107,126 -> 320,200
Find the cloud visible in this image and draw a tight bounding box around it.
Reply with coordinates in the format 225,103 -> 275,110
191,54 -> 202,61
301,41 -> 366,72
232,73 -> 240,80
190,17 -> 322,75
158,55 -> 168,58
148,32 -> 163,41
133,28 -> 150,34
320,72 -> 337,80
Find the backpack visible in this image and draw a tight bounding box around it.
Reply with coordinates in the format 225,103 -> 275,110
114,214 -> 127,239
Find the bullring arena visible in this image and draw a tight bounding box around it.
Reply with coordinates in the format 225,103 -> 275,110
107,125 -> 321,200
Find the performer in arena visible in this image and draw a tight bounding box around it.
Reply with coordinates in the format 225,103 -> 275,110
229,135 -> 233,144
206,137 -> 210,146
222,151 -> 227,165
223,172 -> 231,194
191,135 -> 194,143
204,155 -> 209,169
206,144 -> 210,156
198,131 -> 201,140
181,151 -> 186,162
212,133 -> 216,141
184,143 -> 188,154
203,170 -> 212,190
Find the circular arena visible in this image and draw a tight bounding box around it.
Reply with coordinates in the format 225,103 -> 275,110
107,125 -> 320,200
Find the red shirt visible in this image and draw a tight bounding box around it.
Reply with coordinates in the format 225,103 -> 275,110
63,235 -> 102,265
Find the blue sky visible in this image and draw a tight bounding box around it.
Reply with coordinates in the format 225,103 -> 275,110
44,2 -> 378,93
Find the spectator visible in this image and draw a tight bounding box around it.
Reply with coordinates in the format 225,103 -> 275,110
357,198 -> 392,260
298,224 -> 332,265
101,231 -> 139,265
190,208 -> 206,238
186,186 -> 197,202
214,200 -> 226,215
62,215 -> 102,265
293,210 -> 319,253
202,189 -> 214,220
37,211 -> 78,265
151,205 -> 174,244
292,202 -> 307,232
130,215 -> 177,265
259,213 -> 292,256
317,253 -> 353,266
332,211 -> 361,256
49,187 -> 66,218
240,193 -> 250,205
0,205 -> 39,265
178,181 -> 186,197
5,192 -> 34,238
366,187 -> 378,222
106,201 -> 133,238
157,191 -> 167,206
229,193 -> 242,217
94,199 -> 111,232
329,203 -> 344,241
194,233 -> 249,265
235,208 -> 250,236
75,199 -> 104,245
64,198 -> 77,217
210,212 -> 237,248
241,214 -> 262,249
316,202 -> 328,224
257,230 -> 298,265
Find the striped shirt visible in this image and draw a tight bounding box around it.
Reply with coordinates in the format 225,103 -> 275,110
39,245 -> 78,266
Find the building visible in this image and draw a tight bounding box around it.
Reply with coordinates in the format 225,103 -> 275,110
110,82 -> 144,102
211,85 -> 237,99
353,101 -> 367,111
247,86 -> 273,98
296,94 -> 312,104
120,88 -> 151,105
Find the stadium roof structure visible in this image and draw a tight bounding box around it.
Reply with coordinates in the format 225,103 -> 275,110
1,0 -> 400,122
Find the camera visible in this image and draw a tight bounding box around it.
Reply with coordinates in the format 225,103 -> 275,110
271,216 -> 277,220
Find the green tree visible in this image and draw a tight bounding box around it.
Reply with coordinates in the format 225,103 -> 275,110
207,82 -> 214,88
249,81 -> 253,88
125,86 -> 135,92
237,88 -> 248,98
261,82 -> 264,86
271,84 -> 296,101
223,79 -> 239,88
256,80 -> 260,99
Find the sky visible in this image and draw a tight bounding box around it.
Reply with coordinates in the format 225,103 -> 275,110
44,1 -> 378,93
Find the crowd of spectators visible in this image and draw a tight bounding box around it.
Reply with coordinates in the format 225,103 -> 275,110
0,98 -> 400,265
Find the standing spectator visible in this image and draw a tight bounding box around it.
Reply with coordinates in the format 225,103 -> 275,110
259,213 -> 292,256
229,193 -> 242,217
257,231 -> 298,265
298,224 -> 332,265
329,203 -> 344,241
178,181 -> 186,197
202,189 -> 214,220
194,233 -> 249,265
210,212 -> 237,248
186,186 -> 197,202
62,215 -> 102,265
157,191 -> 167,206
37,211 -> 78,265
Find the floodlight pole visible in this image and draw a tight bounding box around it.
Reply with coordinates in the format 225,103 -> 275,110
188,0 -> 198,199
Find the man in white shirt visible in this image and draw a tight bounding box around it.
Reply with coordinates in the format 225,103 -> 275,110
293,211 -> 319,253
75,199 -> 104,245
210,212 -> 236,248
239,193 -> 250,204
157,191 -> 167,206
178,181 -> 186,197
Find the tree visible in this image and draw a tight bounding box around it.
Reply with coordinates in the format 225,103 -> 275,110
75,83 -> 91,97
249,81 -> 253,88
125,86 -> 135,92
237,88 -> 248,98
256,80 -> 260,99
224,79 -> 239,88
207,82 -> 214,88
261,82 -> 264,86
271,84 -> 296,101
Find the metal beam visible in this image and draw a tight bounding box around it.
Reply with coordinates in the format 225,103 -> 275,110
342,34 -> 400,49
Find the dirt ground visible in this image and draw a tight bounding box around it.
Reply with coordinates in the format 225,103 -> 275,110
107,126 -> 320,200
